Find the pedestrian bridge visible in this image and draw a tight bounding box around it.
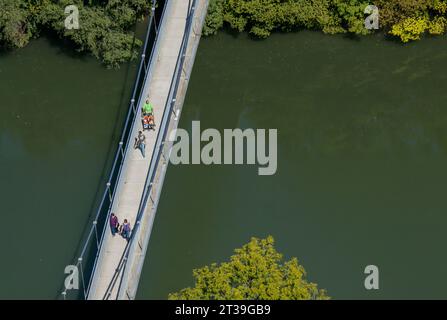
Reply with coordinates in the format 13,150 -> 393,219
61,0 -> 209,300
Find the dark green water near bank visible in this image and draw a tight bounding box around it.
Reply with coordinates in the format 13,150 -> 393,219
137,31 -> 447,299
0,35 -> 139,298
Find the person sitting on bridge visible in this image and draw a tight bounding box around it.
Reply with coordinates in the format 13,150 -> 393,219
110,213 -> 119,236
142,99 -> 153,116
121,219 -> 131,241
143,114 -> 155,131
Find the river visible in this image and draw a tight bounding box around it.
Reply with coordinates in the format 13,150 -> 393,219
136,31 -> 447,299
0,33 -> 140,298
2,27 -> 447,299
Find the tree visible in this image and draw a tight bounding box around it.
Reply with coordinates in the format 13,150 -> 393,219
0,0 -> 150,67
0,0 -> 34,48
169,236 -> 329,300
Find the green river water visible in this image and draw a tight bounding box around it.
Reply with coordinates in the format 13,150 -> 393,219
0,35 -> 138,299
137,31 -> 447,300
1,29 -> 447,299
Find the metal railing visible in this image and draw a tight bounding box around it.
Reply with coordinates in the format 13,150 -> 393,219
101,0 -> 199,300
61,0 -> 163,300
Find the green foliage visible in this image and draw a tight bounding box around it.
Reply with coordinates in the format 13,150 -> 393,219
381,0 -> 447,42
374,0 -> 431,27
390,15 -> 429,42
203,0 -> 225,36
332,0 -> 371,35
0,0 -> 33,48
220,0 -> 345,38
204,0 -> 447,42
203,0 -> 362,37
0,0 -> 150,67
428,16 -> 447,34
169,236 -> 329,300
432,0 -> 447,14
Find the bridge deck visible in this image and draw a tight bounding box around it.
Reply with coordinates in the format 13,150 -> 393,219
87,0 -> 189,300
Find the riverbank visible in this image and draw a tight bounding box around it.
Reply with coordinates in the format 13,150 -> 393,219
204,0 -> 447,43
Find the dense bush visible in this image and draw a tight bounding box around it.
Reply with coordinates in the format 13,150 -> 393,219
204,0 -> 447,42
0,0 -> 151,67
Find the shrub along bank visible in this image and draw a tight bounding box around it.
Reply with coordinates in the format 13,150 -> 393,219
203,0 -> 447,43
0,0 -> 151,67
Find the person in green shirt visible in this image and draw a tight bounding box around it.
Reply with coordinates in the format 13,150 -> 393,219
143,99 -> 153,115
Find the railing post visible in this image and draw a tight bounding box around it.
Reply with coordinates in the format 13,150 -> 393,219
119,141 -> 124,158
149,182 -> 154,204
93,220 -> 99,250
171,97 -> 179,120
161,142 -> 169,164
107,182 -> 112,202
131,98 -> 136,114
182,54 -> 187,76
136,220 -> 142,250
171,98 -> 177,118
152,4 -> 158,35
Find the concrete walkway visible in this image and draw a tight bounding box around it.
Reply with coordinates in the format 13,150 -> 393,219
87,0 -> 190,300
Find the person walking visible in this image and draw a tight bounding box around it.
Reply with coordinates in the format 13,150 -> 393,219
121,219 -> 131,241
110,213 -> 119,236
136,131 -> 146,158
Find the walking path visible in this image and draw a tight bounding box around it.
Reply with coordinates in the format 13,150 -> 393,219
87,0 -> 192,300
